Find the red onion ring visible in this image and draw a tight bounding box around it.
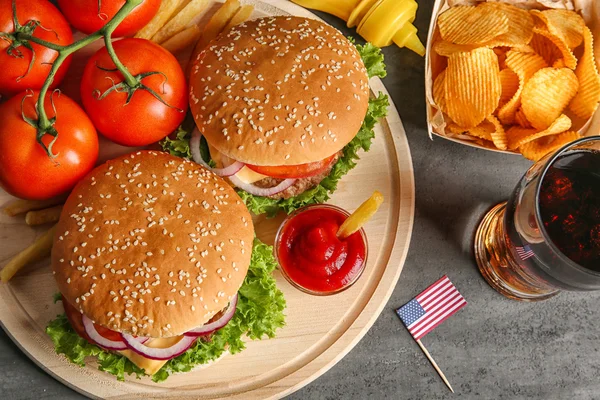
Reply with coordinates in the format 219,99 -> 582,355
82,315 -> 148,351
121,334 -> 197,360
229,174 -> 296,197
184,294 -> 238,337
190,128 -> 244,176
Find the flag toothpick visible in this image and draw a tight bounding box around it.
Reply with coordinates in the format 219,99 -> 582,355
396,275 -> 466,393
416,339 -> 454,393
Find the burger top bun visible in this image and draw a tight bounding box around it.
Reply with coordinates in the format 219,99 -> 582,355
189,16 -> 370,166
52,151 -> 254,338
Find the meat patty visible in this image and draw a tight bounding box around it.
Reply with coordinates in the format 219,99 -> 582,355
254,152 -> 342,199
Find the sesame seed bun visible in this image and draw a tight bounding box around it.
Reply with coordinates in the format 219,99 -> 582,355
51,151 -> 254,338
189,16 -> 370,166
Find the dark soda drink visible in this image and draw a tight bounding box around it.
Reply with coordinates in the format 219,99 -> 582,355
475,137 -> 600,301
538,150 -> 600,271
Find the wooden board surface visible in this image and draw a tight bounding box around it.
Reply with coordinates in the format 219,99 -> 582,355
0,1 -> 415,399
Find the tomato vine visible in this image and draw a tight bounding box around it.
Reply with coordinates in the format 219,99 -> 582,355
0,0 -> 162,158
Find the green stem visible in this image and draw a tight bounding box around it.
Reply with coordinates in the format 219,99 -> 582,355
103,35 -> 138,87
11,0 -> 143,157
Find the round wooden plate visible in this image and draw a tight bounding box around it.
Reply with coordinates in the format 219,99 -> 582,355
0,1 -> 415,398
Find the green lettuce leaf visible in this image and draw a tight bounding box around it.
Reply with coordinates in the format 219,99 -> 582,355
46,239 -> 286,382
356,42 -> 387,79
160,39 -> 389,217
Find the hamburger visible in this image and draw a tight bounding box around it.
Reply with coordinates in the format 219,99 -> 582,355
46,151 -> 285,382
163,16 -> 389,216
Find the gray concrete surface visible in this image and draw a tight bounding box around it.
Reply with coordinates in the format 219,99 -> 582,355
3,2 -> 600,399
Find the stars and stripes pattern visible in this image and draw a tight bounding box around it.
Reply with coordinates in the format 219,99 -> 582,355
516,244 -> 535,261
396,275 -> 466,341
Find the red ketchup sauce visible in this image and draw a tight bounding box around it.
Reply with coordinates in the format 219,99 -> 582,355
277,206 -> 367,294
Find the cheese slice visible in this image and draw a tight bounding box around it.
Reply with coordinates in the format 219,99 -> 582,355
207,142 -> 268,184
233,166 -> 268,184
118,335 -> 184,376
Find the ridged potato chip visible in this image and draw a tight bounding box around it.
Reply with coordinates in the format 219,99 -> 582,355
553,58 -> 566,68
446,121 -> 492,141
515,108 -> 531,128
433,70 -> 447,114
530,31 -> 562,66
530,10 -> 585,49
519,131 -> 581,161
438,4 -> 509,45
432,4 -> 596,159
445,47 -> 502,128
497,51 -> 547,124
484,3 -> 534,46
434,41 -> 480,57
521,67 -> 578,130
487,115 -> 507,150
533,27 -> 577,69
499,69 -> 520,108
507,114 -> 571,150
569,26 -> 600,119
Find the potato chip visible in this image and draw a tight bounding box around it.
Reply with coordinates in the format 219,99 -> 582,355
569,26 -> 600,120
484,3 -> 534,46
438,5 -> 509,45
519,131 -> 581,161
447,119 -> 495,140
515,107 -> 531,128
530,31 -> 561,66
499,69 -> 519,108
494,48 -> 507,68
487,115 -> 507,150
530,10 -> 584,49
507,114 -> 571,150
521,67 -> 578,130
445,47 -> 502,128
433,70 -> 447,114
552,58 -> 566,68
434,40 -> 480,57
533,27 -> 577,69
497,51 -> 547,124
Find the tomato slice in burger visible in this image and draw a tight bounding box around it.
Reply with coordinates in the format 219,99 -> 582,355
245,154 -> 338,179
62,296 -> 122,342
62,296 -> 91,342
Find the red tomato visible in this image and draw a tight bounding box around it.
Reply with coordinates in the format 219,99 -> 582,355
0,0 -> 73,97
63,296 -> 92,342
246,154 -> 338,179
0,91 -> 99,200
57,0 -> 160,37
62,296 -> 122,343
80,38 -> 187,147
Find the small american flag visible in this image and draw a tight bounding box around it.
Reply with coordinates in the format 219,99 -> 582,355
516,245 -> 535,260
396,275 -> 466,341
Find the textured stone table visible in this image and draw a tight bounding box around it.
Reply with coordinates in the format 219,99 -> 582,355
2,2 -> 600,399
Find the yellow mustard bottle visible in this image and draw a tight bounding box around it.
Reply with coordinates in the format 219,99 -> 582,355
357,0 -> 425,56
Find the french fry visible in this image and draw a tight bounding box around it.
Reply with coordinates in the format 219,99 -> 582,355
152,0 -> 210,44
193,0 -> 241,53
25,205 -> 63,226
161,25 -> 202,53
135,0 -> 184,40
337,191 -> 384,239
3,195 -> 67,217
1,225 -> 56,283
224,5 -> 254,32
